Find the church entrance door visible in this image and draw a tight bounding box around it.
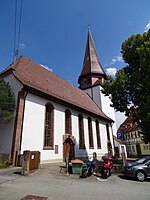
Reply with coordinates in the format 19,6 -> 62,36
63,137 -> 75,162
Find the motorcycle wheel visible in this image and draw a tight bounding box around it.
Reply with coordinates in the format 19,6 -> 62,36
103,171 -> 109,179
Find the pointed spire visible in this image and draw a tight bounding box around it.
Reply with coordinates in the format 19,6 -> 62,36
78,28 -> 106,89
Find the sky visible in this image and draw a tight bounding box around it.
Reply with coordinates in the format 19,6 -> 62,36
0,0 -> 150,128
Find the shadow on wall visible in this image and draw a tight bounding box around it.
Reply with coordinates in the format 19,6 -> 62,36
74,138 -> 89,162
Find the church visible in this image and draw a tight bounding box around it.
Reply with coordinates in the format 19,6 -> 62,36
0,29 -> 119,166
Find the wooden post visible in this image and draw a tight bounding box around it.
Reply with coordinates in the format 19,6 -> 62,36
21,150 -> 30,176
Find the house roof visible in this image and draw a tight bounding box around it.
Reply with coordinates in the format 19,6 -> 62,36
0,55 -> 113,122
117,113 -> 140,134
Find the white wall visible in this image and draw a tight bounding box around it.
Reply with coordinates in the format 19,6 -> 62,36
0,74 -> 23,154
0,74 -> 113,162
83,85 -> 117,137
21,92 -> 110,162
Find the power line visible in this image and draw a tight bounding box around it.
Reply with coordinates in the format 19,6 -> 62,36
17,0 -> 23,60
13,0 -> 23,62
13,0 -> 18,62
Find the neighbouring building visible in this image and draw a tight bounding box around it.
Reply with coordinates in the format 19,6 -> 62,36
118,114 -> 150,157
0,29 -> 121,166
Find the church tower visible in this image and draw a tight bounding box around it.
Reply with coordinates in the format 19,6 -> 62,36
78,28 -> 117,137
78,28 -> 107,90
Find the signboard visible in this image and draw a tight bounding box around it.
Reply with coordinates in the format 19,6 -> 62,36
117,132 -> 123,140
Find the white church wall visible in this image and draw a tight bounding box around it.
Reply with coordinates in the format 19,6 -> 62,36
92,86 -> 102,109
0,74 -> 23,155
82,86 -> 116,154
20,92 -> 110,162
4,74 -> 23,102
82,88 -> 92,98
20,93 -> 64,162
73,113 -> 109,160
21,93 -> 45,153
99,86 -> 117,137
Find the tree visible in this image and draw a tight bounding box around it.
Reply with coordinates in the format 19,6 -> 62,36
0,78 -> 15,124
102,29 -> 150,142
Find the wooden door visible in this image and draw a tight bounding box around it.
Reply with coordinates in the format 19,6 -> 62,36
63,138 -> 74,161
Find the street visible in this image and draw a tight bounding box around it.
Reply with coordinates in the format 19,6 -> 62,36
0,168 -> 150,200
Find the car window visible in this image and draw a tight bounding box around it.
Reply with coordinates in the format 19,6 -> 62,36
136,157 -> 150,164
146,160 -> 150,165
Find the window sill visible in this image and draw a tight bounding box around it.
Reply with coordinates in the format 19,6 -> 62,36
79,147 -> 86,150
43,147 -> 54,150
89,147 -> 94,149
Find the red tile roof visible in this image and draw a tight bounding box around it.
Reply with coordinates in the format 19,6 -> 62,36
117,113 -> 140,133
0,56 -> 113,122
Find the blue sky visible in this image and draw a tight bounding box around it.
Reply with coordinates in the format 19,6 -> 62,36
0,0 -> 150,87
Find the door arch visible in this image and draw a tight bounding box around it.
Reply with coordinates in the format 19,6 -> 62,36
63,137 -> 75,162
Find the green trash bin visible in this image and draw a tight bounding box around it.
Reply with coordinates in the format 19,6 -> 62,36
71,159 -> 84,174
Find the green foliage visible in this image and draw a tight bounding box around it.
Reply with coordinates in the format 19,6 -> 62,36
0,153 -> 11,168
0,160 -> 11,169
0,78 -> 15,124
102,29 -> 150,142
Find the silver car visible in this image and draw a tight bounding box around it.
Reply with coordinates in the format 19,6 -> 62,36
122,156 -> 150,181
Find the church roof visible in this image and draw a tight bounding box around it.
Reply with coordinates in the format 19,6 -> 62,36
79,29 -> 106,78
0,56 -> 113,122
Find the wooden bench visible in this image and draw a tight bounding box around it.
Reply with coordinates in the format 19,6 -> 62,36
59,165 -> 67,173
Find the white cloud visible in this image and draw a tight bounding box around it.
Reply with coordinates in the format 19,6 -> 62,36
40,64 -> 53,71
110,55 -> 123,65
19,43 -> 26,49
106,67 -> 117,76
144,21 -> 150,32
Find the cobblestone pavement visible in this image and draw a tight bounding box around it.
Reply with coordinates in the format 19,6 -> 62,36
32,162 -> 66,176
0,163 -> 150,200
0,162 -> 122,177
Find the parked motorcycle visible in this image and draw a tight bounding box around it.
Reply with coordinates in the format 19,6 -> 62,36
100,155 -> 113,178
80,155 -> 113,179
80,160 -> 96,178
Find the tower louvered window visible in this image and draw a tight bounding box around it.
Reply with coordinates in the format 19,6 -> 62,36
44,103 -> 54,148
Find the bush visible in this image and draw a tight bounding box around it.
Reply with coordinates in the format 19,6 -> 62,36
0,153 -> 12,168
0,160 -> 11,169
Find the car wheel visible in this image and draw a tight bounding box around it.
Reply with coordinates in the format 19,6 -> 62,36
136,171 -> 146,182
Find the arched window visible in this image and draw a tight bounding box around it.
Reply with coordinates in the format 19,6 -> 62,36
106,123 -> 110,141
78,114 -> 85,149
44,103 -> 54,148
88,117 -> 94,148
95,120 -> 101,148
65,109 -> 72,135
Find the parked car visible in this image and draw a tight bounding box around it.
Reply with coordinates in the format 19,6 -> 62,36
122,156 -> 150,181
